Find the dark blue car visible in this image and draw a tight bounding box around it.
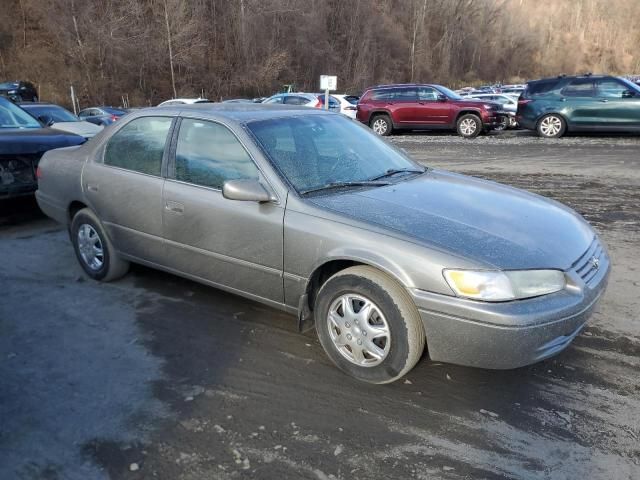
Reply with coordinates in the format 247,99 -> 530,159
0,97 -> 85,199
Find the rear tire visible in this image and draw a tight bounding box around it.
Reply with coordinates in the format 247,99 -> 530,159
370,114 -> 393,136
536,113 -> 566,138
456,114 -> 482,138
70,208 -> 129,282
315,266 -> 425,384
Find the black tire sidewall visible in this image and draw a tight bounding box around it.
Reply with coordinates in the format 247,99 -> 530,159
71,211 -> 111,280
457,114 -> 482,138
315,273 -> 411,383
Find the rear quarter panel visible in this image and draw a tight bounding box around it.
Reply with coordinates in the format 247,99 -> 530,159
35,145 -> 87,225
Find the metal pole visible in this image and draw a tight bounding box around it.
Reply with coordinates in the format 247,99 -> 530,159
324,88 -> 329,110
70,85 -> 77,115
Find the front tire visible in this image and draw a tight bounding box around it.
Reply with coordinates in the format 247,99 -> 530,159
456,114 -> 482,138
537,113 -> 566,138
315,266 -> 425,384
370,114 -> 393,136
71,208 -> 129,281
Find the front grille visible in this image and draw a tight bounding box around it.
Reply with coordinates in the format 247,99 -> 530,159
572,237 -> 604,285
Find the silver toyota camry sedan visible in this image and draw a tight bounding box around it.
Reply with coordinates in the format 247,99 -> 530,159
36,104 -> 610,384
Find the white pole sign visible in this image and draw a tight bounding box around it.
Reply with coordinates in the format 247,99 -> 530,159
320,75 -> 337,110
320,75 -> 337,91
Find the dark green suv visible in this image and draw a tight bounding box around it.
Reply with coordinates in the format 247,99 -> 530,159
517,75 -> 640,138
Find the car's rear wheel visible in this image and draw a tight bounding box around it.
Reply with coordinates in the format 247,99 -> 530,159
315,266 -> 425,384
456,114 -> 482,138
370,114 -> 393,136
537,114 -> 566,138
71,208 -> 129,281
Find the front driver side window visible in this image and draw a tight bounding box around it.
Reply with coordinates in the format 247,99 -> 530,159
175,119 -> 259,190
104,116 -> 172,176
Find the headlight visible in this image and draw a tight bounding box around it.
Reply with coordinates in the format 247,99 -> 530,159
443,269 -> 565,301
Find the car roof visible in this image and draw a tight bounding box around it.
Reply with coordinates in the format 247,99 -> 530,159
131,103 -> 333,124
368,83 -> 437,90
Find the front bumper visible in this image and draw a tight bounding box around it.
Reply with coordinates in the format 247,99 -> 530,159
482,112 -> 508,130
410,239 -> 610,369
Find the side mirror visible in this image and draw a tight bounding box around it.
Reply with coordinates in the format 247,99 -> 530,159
436,94 -> 448,102
222,179 -> 273,202
622,90 -> 635,98
38,114 -> 54,126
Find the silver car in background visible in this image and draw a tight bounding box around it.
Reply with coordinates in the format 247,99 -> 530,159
35,104 -> 609,384
465,93 -> 518,128
262,92 -> 341,113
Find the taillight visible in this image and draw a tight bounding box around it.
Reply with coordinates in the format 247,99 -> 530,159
111,115 -> 118,121
36,166 -> 43,179
315,98 -> 323,108
518,99 -> 532,106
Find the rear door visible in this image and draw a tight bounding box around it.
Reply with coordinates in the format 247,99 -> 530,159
82,115 -> 174,263
560,78 -> 599,128
391,87 -> 420,124
162,117 -> 285,303
595,78 -> 640,128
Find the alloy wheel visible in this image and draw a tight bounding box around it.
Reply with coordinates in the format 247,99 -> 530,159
540,115 -> 562,137
372,118 -> 388,135
459,118 -> 478,136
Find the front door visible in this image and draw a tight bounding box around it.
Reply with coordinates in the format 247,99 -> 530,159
595,77 -> 640,128
162,117 -> 285,303
414,86 -> 452,125
82,115 -> 174,263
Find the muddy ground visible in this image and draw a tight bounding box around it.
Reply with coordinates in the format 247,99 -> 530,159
1,132 -> 639,480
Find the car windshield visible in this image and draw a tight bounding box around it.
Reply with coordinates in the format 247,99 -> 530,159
437,85 -> 463,100
23,105 -> 78,122
0,98 -> 41,129
619,78 -> 640,94
247,114 -> 423,193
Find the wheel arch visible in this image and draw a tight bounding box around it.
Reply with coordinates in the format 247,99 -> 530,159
299,254 -> 414,329
455,109 -> 482,123
68,200 -> 89,223
368,109 -> 395,127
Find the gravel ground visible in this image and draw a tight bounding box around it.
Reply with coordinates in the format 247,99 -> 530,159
1,132 -> 639,480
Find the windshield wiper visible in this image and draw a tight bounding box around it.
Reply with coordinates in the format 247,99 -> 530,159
368,167 -> 425,181
300,180 -> 391,195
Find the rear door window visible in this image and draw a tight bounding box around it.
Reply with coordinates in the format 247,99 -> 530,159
395,88 -> 417,101
104,116 -> 172,176
562,79 -> 596,97
174,118 -> 259,190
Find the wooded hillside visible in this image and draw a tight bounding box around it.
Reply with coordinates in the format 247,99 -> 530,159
1,0 -> 639,107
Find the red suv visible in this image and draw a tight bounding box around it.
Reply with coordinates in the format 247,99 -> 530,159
356,84 -> 506,138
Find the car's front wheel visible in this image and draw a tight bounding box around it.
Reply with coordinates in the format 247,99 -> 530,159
456,114 -> 482,138
370,114 -> 393,136
315,266 -> 426,384
71,208 -> 129,281
537,113 -> 566,138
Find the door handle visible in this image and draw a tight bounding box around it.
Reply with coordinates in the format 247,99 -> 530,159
599,99 -> 608,103
86,184 -> 99,192
165,200 -> 184,214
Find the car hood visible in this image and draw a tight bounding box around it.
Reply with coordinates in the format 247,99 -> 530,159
459,99 -> 503,109
308,170 -> 594,270
50,121 -> 102,138
0,128 -> 85,154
